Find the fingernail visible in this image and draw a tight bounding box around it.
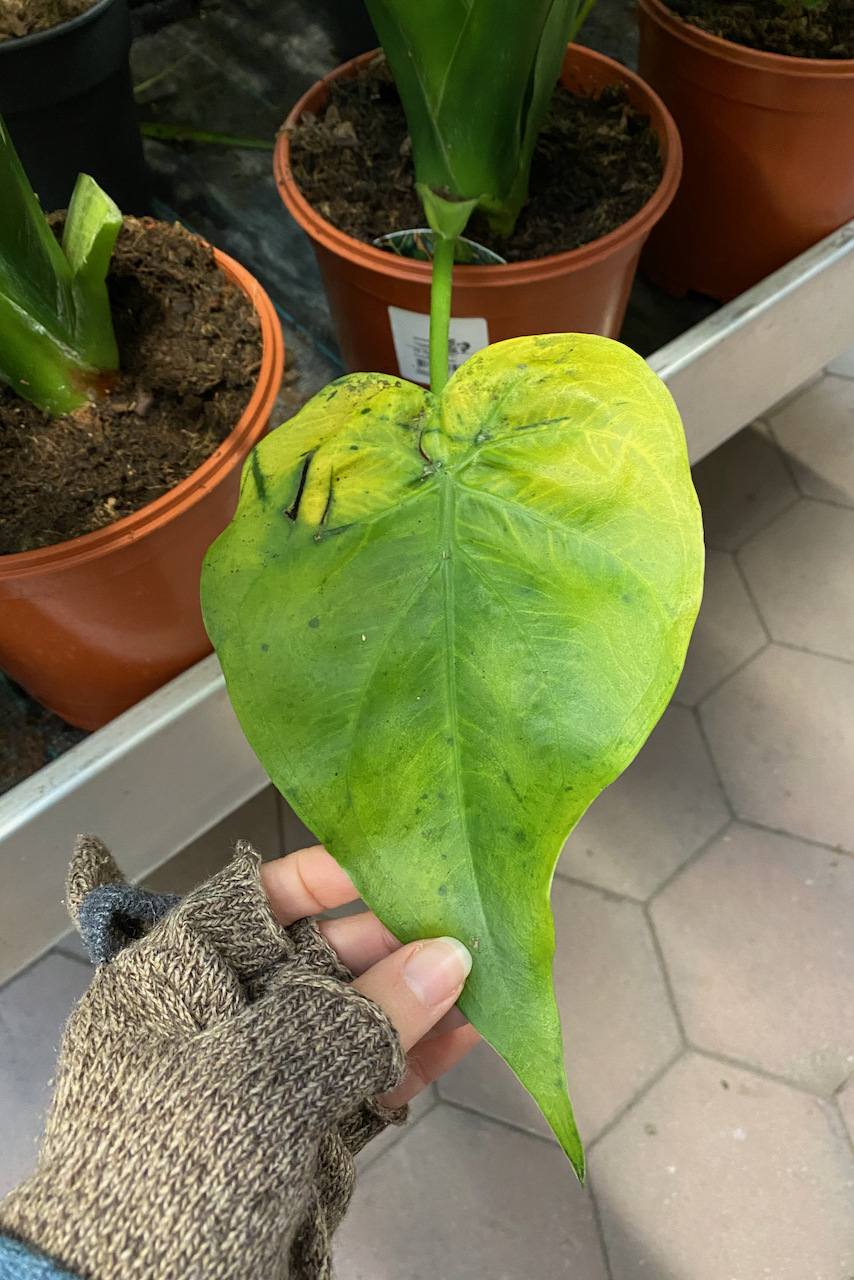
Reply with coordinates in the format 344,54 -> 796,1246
403,937 -> 473,1008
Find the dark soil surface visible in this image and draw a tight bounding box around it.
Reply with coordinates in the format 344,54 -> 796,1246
0,216 -> 263,555
666,0 -> 854,57
0,0 -> 96,40
287,57 -> 663,263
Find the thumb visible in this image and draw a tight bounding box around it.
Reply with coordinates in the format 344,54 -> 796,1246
352,937 -> 472,1053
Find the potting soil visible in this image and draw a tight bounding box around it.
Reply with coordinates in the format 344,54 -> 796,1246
0,217 -> 262,555
0,0 -> 98,41
287,57 -> 663,264
665,0 -> 854,58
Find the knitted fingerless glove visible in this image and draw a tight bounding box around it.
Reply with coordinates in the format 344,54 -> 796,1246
0,837 -> 407,1280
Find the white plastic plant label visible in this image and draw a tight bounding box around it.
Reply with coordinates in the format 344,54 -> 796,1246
388,306 -> 489,385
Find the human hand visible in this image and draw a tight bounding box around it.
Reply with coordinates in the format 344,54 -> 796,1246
260,844 -> 481,1109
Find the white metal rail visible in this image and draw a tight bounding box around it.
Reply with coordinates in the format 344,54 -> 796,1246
3,218 -> 854,984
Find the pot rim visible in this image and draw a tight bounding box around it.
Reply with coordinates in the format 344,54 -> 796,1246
0,0 -> 116,51
638,0 -> 854,75
274,43 -> 683,287
0,243 -> 284,579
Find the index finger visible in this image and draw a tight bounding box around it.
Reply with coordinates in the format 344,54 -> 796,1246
259,845 -> 360,926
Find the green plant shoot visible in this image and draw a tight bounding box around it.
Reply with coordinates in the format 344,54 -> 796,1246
0,114 -> 122,416
363,0 -> 596,391
201,333 -> 704,1176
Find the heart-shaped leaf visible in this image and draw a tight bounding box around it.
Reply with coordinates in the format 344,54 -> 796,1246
201,333 -> 704,1175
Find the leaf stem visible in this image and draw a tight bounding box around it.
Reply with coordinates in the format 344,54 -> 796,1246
568,0 -> 599,40
430,234 -> 455,396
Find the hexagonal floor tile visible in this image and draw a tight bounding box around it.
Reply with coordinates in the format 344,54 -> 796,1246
675,549 -> 767,706
739,499 -> 854,661
143,786 -> 284,894
335,1104 -> 609,1280
827,342 -> 854,379
439,877 -> 681,1144
769,373 -> 854,507
691,425 -> 798,552
701,644 -> 854,849
0,951 -> 92,1198
590,1053 -> 854,1280
838,1078 -> 854,1146
651,824 -> 854,1093
559,705 -> 729,900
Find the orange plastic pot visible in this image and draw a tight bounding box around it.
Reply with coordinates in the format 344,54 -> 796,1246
638,0 -> 854,302
0,249 -> 284,731
274,45 -> 682,379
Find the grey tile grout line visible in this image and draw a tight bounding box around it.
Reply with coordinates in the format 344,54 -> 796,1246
682,1043 -> 853,1102
689,636 -> 769,715
828,1097 -> 854,1166
585,1047 -> 686,1155
644,816 -> 735,907
730,553 -> 774,646
436,1094 -> 566,1151
684,622 -> 770,713
690,705 -> 737,821
735,815 -> 854,860
700,486 -> 802,560
584,1039 -> 853,1166
585,1174 -> 616,1280
764,409 -> 854,515
356,1086 -> 441,1175
762,370 -> 827,418
50,948 -> 93,971
553,810 -> 735,909
790,490 -> 854,516
761,415 -> 808,498
550,868 -> 646,908
643,905 -> 689,1048
772,637 -> 854,670
736,499 -> 808,557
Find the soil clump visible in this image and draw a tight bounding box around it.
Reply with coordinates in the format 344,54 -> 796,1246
287,57 -> 663,264
665,0 -> 854,57
0,0 -> 97,41
0,216 -> 263,555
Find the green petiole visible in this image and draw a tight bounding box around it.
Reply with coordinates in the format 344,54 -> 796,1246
428,235 -> 455,395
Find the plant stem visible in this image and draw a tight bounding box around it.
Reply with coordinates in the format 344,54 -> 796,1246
140,124 -> 274,149
568,0 -> 599,40
430,235 -> 455,396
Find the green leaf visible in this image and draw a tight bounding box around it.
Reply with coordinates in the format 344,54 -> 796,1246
140,123 -> 275,149
63,174 -> 122,372
0,114 -> 121,415
364,0 -> 587,234
201,333 -> 704,1175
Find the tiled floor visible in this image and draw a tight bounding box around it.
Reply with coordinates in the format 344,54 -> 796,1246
3,360 -> 854,1275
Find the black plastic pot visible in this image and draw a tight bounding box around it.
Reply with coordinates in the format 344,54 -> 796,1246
315,0 -> 378,61
128,0 -> 198,38
0,0 -> 151,213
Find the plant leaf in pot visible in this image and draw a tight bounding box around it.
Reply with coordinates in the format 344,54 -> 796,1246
275,42 -> 682,381
0,117 -> 284,731
201,332 -> 705,1174
0,115 -> 122,415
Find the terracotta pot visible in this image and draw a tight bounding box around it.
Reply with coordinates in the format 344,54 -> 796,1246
638,0 -> 854,302
0,249 -> 284,731
274,45 -> 682,380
